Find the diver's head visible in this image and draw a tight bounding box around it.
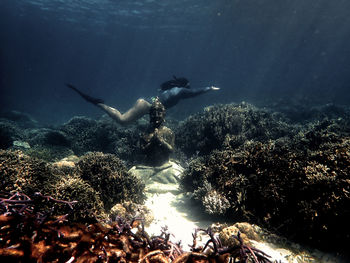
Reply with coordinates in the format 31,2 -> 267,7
149,97 -> 166,128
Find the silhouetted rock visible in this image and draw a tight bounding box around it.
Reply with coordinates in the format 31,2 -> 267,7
0,119 -> 23,149
0,110 -> 38,128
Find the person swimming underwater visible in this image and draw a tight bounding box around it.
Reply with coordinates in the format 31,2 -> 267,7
66,76 -> 220,125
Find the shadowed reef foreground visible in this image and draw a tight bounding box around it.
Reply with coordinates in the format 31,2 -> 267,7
0,150 -> 146,222
0,102 -> 349,260
178,103 -> 350,253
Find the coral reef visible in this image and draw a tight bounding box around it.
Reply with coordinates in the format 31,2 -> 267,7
76,152 -> 146,210
192,181 -> 230,215
218,222 -> 261,247
23,145 -> 74,162
265,99 -> 350,124
0,150 -> 104,221
0,150 -> 146,222
181,118 -> 350,252
0,119 -> 74,162
0,120 -> 23,149
110,201 -> 154,227
60,116 -> 111,155
60,116 -> 145,165
0,150 -> 55,195
175,102 -> 294,157
0,115 -> 146,164
52,173 -> 108,222
0,110 -> 38,128
1,101 -> 349,258
21,127 -> 73,162
0,192 -> 274,263
2,112 -> 172,165
25,128 -> 71,147
188,227 -> 272,263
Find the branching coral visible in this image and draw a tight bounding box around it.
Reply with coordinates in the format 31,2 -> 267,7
0,191 -> 77,225
181,124 -> 350,251
77,152 -> 146,210
0,192 -> 274,263
0,192 -> 182,262
175,103 -> 294,157
0,150 -> 145,222
52,174 -> 108,222
59,116 -> 143,164
24,145 -> 74,162
60,116 -> 110,155
188,227 -> 272,263
192,181 -> 230,215
0,150 -> 54,195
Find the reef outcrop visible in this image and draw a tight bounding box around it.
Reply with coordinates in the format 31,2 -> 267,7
60,116 -> 144,164
77,152 -> 146,210
1,101 -> 349,258
0,150 -> 145,222
181,116 -> 350,252
0,119 -> 24,149
175,102 -> 294,157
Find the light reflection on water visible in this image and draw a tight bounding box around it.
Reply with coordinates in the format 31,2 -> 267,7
8,0 -> 219,31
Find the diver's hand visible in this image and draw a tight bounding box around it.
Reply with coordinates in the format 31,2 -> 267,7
210,86 -> 220,90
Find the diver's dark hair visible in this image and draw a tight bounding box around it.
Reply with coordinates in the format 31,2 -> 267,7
160,75 -> 190,91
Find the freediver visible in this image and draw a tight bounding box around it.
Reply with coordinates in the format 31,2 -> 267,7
66,76 -> 220,125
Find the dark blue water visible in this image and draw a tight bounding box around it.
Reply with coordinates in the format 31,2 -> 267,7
1,0 -> 350,124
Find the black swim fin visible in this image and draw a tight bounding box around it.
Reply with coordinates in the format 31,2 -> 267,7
66,83 -> 104,105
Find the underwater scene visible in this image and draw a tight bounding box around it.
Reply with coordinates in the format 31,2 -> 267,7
1,0 -> 350,262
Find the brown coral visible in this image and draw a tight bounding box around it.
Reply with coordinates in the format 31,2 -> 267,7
0,150 -> 54,195
181,131 -> 350,252
77,152 -> 146,210
175,103 -> 294,157
0,150 -> 146,223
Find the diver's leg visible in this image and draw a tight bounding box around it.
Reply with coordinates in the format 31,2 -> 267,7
67,83 -> 151,124
121,99 -> 152,123
97,99 -> 151,125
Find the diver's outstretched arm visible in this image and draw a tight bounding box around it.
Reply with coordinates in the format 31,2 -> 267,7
178,86 -> 220,99
66,83 -> 151,125
160,86 -> 220,108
